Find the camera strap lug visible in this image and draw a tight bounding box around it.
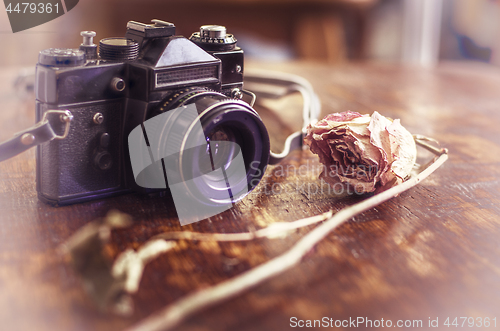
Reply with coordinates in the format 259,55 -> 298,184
241,89 -> 256,107
0,110 -> 73,162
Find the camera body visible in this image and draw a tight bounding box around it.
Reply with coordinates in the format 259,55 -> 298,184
35,20 -> 269,206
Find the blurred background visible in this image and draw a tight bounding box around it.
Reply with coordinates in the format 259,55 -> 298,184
1,0 -> 500,67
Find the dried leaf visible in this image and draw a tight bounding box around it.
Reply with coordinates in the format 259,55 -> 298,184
60,210 -> 172,316
112,240 -> 175,293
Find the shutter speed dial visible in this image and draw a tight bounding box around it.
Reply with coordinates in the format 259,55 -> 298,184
200,25 -> 226,39
189,25 -> 237,51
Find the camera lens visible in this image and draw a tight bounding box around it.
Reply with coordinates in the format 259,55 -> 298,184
128,89 -> 269,223
155,90 -> 269,212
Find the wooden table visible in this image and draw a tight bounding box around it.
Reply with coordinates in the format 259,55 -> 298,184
1,61 -> 500,330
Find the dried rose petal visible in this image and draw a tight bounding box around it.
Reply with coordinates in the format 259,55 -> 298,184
304,111 -> 417,193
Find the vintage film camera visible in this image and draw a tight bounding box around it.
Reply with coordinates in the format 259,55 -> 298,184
35,19 -> 271,206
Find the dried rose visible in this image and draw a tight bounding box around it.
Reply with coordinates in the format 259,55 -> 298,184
304,111 -> 417,193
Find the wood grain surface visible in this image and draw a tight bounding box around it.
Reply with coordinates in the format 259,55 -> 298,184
1,61 -> 500,331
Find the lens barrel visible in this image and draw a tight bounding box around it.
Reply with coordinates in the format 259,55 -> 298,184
128,89 -> 269,224
156,90 -> 270,206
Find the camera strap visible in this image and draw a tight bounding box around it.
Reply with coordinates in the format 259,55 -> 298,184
244,70 -> 321,165
0,110 -> 73,162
